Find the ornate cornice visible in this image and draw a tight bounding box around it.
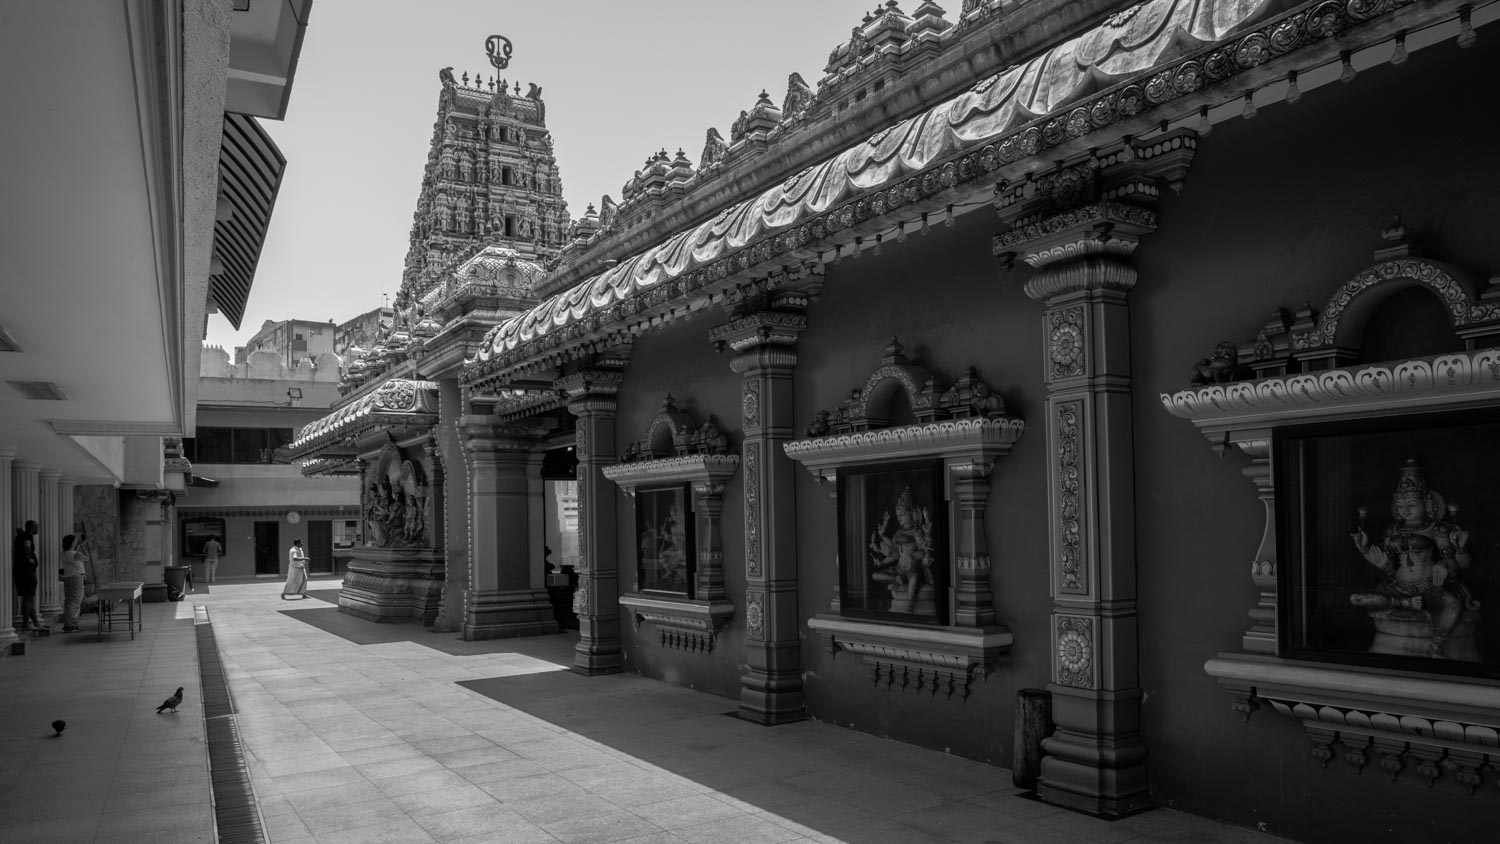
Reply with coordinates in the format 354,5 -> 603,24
459,0 -> 1430,384
807,615 -> 1014,700
603,454 -> 740,494
1205,652 -> 1500,792
786,418 -> 1025,483
619,593 -> 735,654
1160,348 -> 1500,431
290,379 -> 441,458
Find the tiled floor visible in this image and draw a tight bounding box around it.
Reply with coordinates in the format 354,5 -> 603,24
5,580 -> 1292,843
1,599 -> 211,844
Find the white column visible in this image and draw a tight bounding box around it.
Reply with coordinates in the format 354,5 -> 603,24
0,449 -> 17,648
12,462 -> 41,630
38,471 -> 62,619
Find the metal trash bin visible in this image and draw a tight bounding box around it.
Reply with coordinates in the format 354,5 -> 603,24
163,566 -> 192,602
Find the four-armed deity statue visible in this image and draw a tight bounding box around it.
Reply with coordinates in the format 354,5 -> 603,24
1350,459 -> 1481,661
868,485 -> 937,616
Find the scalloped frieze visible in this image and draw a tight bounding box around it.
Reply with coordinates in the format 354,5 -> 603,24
602,453 -> 740,492
1160,349 -> 1500,427
785,418 -> 1025,482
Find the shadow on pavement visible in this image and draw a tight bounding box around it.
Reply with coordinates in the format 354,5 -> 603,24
278,604 -> 579,662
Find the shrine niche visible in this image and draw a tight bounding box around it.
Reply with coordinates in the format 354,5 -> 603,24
1162,230 -> 1500,791
604,394 -> 737,654
786,339 -> 1024,699
289,379 -> 446,626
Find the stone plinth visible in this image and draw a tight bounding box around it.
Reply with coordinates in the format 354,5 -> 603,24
339,547 -> 444,625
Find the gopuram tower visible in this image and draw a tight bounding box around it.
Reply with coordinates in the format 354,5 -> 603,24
398,62 -> 572,303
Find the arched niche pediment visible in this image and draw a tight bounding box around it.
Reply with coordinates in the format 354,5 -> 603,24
1295,256 -> 1500,357
1174,229 -> 1500,384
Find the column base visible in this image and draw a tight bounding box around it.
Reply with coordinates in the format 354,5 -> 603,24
738,669 -> 806,726
1035,684 -> 1151,817
572,615 -> 622,674
1036,757 -> 1152,818
464,588 -> 559,640
340,548 -> 445,625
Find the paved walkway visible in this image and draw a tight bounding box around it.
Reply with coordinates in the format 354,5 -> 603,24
202,578 -> 1284,844
5,580 -> 1290,843
0,599 -> 212,843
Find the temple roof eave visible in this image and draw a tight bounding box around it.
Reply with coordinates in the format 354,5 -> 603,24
290,379 -> 442,458
459,0 -> 1443,390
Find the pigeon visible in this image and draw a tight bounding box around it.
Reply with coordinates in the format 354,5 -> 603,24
51,720 -> 66,736
156,687 -> 184,714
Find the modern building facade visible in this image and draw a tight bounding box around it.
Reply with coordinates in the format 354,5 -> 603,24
178,348 -> 359,581
2,0 -> 311,642
236,317 -> 339,368
295,2 -> 1500,841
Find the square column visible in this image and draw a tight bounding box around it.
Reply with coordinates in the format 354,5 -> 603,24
714,309 -> 808,725
559,372 -> 624,675
1018,210 -> 1156,817
39,471 -> 62,619
459,417 -> 557,640
0,449 -> 17,649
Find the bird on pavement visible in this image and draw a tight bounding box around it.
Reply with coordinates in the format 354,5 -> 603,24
51,720 -> 66,736
156,687 -> 184,714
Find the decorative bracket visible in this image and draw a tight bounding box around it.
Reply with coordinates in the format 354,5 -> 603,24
807,615 -> 1013,700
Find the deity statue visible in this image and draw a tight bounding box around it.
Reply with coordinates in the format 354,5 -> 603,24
805,409 -> 831,438
364,483 -> 388,546
656,502 -> 688,592
1350,460 -> 1481,660
402,491 -> 424,544
868,486 -> 936,615
782,72 -> 813,120
699,127 -> 728,170
381,479 -> 405,544
729,110 -> 750,144
695,415 -> 727,454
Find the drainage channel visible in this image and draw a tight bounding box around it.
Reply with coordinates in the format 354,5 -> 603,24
194,605 -> 267,844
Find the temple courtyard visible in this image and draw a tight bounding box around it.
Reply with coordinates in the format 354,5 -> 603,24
3,580 -> 1286,843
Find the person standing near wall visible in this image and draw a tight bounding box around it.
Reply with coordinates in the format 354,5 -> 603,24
201,535 -> 222,584
281,539 -> 308,600
12,520 -> 43,632
58,534 -> 88,632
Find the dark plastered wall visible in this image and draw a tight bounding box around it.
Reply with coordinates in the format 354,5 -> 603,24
794,208 -> 1053,764
614,315 -> 747,698
1131,43 -> 1500,842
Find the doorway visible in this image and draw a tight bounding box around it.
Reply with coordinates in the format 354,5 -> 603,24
542,445 -> 580,630
308,520 -> 333,575
253,520 -> 280,575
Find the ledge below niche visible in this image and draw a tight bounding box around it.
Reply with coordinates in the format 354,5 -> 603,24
620,592 -> 734,654
1204,651 -> 1500,792
808,615 -> 1013,700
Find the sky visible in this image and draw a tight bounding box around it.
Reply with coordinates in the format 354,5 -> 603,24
206,0 -> 884,352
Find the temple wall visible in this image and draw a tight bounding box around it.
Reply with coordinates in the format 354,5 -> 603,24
793,210 -> 1047,761
1126,42 -> 1500,842
614,317 -> 746,698
590,36 -> 1500,844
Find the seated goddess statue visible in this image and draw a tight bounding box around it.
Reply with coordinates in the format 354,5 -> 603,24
1349,460 -> 1480,661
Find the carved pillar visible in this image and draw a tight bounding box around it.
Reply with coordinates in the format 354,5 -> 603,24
713,307 -> 808,724
1237,439 -> 1277,654
459,417 -> 556,639
560,372 -> 624,675
0,449 -> 17,647
693,481 -> 727,602
1020,209 -> 1155,817
950,459 -> 996,628
38,471 -> 62,619
13,462 -> 41,628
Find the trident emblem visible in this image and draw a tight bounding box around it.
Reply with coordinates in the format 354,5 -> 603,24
485,35 -> 513,70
